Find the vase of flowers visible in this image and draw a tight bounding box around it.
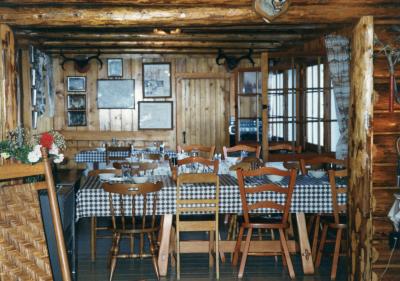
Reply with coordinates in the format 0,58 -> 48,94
0,127 -> 66,165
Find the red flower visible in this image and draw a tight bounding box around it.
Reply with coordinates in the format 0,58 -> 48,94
40,132 -> 54,149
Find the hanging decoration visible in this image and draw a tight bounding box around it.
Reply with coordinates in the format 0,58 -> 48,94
374,30 -> 400,112
253,0 -> 291,22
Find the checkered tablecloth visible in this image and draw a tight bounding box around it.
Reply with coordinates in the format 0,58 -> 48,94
74,149 -> 176,163
76,174 -> 346,219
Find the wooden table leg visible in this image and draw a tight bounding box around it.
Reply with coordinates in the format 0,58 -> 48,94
296,213 -> 314,274
91,216 -> 96,262
158,214 -> 172,276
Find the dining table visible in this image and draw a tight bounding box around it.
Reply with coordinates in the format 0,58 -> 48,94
76,172 -> 346,277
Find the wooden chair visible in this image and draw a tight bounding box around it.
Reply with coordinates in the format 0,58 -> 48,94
176,173 -> 220,280
268,142 -> 302,154
299,156 -> 346,176
0,148 -> 71,281
222,144 -> 261,159
102,181 -> 163,280
177,156 -> 219,174
315,169 -> 347,280
298,156 -> 346,260
87,169 -> 121,261
177,144 -> 216,160
233,167 -> 297,279
105,144 -> 132,165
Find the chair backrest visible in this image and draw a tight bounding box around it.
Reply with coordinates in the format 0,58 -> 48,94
0,148 -> 71,281
177,144 -> 215,160
177,156 -> 219,174
222,144 -> 261,159
105,144 -> 132,164
328,169 -> 348,225
142,153 -> 162,161
269,142 -> 302,154
299,156 -> 347,175
88,168 -> 122,176
102,181 -> 163,232
176,173 -> 219,216
236,167 -> 297,227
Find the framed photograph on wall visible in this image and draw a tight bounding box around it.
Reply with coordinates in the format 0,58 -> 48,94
67,111 -> 87,126
67,94 -> 86,110
107,58 -> 123,77
67,76 -> 86,92
138,101 -> 173,130
142,62 -> 171,98
97,79 -> 135,109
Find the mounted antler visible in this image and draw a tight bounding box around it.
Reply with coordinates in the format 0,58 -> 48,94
60,50 -> 103,73
216,49 -> 255,71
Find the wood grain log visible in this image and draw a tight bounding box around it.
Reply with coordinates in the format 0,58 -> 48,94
373,134 -> 398,164
373,165 -> 397,187
348,16 -> 375,281
373,112 -> 400,133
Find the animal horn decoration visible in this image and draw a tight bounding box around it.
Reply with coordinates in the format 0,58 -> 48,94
60,50 -> 103,73
216,48 -> 255,71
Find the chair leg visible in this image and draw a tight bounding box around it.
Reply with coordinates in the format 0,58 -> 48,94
147,233 -> 160,280
169,225 -> 176,267
232,225 -> 244,266
331,228 -> 342,280
238,228 -> 252,278
140,233 -> 144,258
216,229 -> 220,279
218,233 -> 226,263
307,214 -> 316,236
315,224 -> 328,269
287,215 -> 294,238
176,227 -> 181,280
209,230 -> 215,267
311,214 -> 321,262
270,229 -> 278,263
91,216 -> 97,262
279,229 -> 295,279
109,234 -> 121,281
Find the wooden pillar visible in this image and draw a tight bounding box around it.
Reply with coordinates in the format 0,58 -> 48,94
261,52 -> 269,160
348,16 -> 376,281
0,24 -> 16,140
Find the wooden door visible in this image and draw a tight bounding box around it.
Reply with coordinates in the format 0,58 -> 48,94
176,75 -> 230,154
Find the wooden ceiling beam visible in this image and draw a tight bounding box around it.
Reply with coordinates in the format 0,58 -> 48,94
39,40 -> 282,49
0,4 -> 399,27
15,31 -> 313,42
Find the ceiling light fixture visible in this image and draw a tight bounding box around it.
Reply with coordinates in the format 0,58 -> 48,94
253,0 -> 291,22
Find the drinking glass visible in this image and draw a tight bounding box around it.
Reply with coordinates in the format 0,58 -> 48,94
121,164 -> 131,180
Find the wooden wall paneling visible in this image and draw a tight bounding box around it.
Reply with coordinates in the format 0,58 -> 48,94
348,16 -> 375,281
87,59 -> 99,131
131,57 -> 141,132
373,164 -> 397,187
373,83 -> 400,112
120,56 -> 133,131
98,56 -> 110,131
373,188 -> 398,217
373,134 -> 399,164
53,56 -> 65,131
21,49 -> 31,130
0,24 -> 16,139
373,112 -> 400,133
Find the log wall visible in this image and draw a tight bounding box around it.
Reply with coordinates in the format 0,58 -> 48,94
21,52 -> 257,166
372,26 -> 400,280
0,24 -> 16,140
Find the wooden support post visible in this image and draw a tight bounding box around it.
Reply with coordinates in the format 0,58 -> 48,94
348,16 -> 376,281
261,52 -> 269,161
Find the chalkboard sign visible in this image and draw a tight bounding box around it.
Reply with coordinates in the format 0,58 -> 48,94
97,79 -> 135,109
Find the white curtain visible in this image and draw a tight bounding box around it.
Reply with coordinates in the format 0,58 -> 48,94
325,35 -> 350,159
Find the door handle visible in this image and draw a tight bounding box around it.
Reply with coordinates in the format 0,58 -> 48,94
182,131 -> 186,144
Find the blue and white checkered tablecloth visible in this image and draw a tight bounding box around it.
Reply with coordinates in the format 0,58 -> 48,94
76,174 -> 346,219
74,149 -> 176,163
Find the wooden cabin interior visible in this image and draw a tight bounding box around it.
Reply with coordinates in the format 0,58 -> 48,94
1,1 -> 400,281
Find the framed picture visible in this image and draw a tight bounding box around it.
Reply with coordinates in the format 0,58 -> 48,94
67,111 -> 87,126
97,79 -> 135,109
107,58 -> 123,77
67,76 -> 86,92
138,101 -> 173,130
67,94 -> 86,110
142,63 -> 171,98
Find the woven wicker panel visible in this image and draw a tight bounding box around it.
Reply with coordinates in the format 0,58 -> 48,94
0,183 -> 53,281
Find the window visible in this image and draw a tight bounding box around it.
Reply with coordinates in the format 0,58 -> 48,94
306,64 -> 324,146
267,58 -> 339,153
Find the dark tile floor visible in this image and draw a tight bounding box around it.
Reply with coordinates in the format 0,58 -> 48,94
76,217 -> 347,281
